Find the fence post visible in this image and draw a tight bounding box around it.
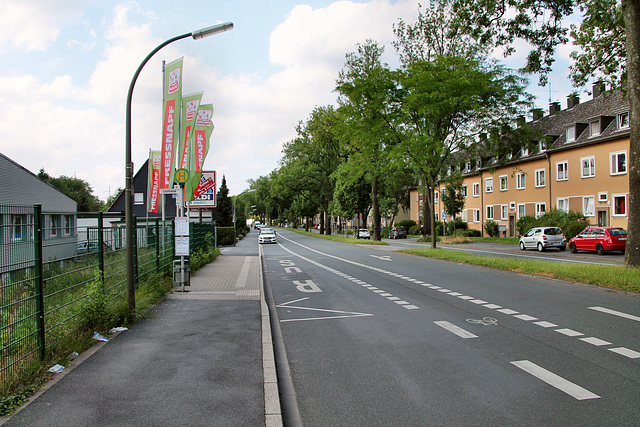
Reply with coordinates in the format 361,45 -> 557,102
133,216 -> 139,287
98,211 -> 105,286
33,204 -> 46,361
155,218 -> 160,272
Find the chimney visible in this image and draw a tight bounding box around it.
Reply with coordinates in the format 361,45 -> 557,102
549,102 -> 561,115
567,94 -> 579,109
532,108 -> 544,121
593,81 -> 605,99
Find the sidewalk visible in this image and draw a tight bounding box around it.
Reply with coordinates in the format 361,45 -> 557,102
2,230 -> 281,427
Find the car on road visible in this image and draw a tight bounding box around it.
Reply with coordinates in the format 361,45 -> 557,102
519,227 -> 566,252
258,228 -> 277,244
357,228 -> 370,239
568,227 -> 627,255
388,226 -> 407,239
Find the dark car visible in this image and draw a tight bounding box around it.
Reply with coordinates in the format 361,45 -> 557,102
76,240 -> 111,254
568,227 -> 627,255
388,226 -> 407,239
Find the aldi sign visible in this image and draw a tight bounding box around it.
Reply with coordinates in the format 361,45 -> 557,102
188,171 -> 216,208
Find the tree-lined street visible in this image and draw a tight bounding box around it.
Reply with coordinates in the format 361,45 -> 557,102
262,229 -> 639,425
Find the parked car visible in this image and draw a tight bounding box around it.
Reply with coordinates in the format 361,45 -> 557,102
568,227 -> 627,255
357,229 -> 370,240
519,227 -> 566,251
258,228 -> 277,244
388,226 -> 407,239
77,240 -> 111,254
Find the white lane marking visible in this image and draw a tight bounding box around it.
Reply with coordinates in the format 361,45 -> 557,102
458,295 -> 475,300
555,328 -> 584,337
470,299 -> 488,304
438,288 -> 452,292
608,347 -> 640,359
370,255 -> 392,261
434,321 -> 478,339
511,360 -> 600,400
276,301 -> 373,323
588,306 -> 640,322
580,337 -> 611,346
483,304 -> 502,309
534,321 -> 558,328
497,308 -> 519,315
448,292 -> 463,296
514,314 -> 538,321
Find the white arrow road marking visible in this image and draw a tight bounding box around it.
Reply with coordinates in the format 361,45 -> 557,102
370,255 -> 392,261
434,321 -> 478,339
511,360 -> 600,400
588,306 -> 640,322
277,298 -> 373,323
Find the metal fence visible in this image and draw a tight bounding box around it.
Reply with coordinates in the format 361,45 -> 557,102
0,204 -> 191,386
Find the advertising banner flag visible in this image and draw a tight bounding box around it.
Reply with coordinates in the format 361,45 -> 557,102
148,150 -> 162,213
189,171 -> 217,208
160,57 -> 183,190
178,92 -> 203,170
184,104 -> 214,203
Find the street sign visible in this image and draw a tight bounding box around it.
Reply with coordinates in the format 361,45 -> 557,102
189,171 -> 217,208
175,168 -> 189,184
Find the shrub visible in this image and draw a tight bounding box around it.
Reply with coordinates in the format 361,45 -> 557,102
455,229 -> 481,237
408,225 -> 421,235
515,209 -> 588,239
484,220 -> 499,237
435,221 -> 444,236
216,227 -> 235,246
447,217 -> 467,235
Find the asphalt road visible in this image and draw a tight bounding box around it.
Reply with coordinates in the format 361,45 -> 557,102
263,229 -> 639,426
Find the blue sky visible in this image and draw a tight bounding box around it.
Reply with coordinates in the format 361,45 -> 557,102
0,0 -> 586,201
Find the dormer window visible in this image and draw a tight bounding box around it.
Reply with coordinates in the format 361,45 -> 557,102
590,120 -> 600,137
566,126 -> 576,142
538,140 -> 546,152
617,111 -> 629,129
521,147 -> 529,156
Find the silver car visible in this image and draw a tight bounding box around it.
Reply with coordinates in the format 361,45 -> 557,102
519,227 -> 566,252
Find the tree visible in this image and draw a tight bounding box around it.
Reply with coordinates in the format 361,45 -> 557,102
216,175 -> 233,226
440,173 -> 466,230
335,40 -> 403,240
38,168 -> 103,212
449,0 -> 640,266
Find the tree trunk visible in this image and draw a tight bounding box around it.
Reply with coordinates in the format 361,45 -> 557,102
624,0 -> 640,267
320,211 -> 325,234
372,175 -> 381,240
325,211 -> 332,235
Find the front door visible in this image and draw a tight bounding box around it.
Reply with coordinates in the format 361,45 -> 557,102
597,209 -> 608,227
509,215 -> 516,237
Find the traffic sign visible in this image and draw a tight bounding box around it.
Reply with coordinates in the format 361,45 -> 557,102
175,168 -> 189,184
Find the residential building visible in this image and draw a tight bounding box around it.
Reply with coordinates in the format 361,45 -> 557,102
410,86 -> 631,237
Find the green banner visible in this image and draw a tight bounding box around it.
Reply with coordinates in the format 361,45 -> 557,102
184,104 -> 214,203
178,92 -> 203,171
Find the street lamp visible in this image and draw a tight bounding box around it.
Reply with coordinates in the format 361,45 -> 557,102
125,22 -> 233,314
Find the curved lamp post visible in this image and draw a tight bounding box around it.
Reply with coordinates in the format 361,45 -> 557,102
125,22 -> 233,314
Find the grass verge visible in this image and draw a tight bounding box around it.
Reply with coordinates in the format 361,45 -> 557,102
287,228 -> 389,245
399,247 -> 640,293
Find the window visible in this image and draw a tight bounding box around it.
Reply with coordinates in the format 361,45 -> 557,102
566,126 -> 576,142
485,178 -> 493,193
134,192 -> 144,205
521,147 -> 529,156
434,191 -> 439,203
590,120 -> 600,137
556,161 -> 568,181
12,215 -> 25,241
509,201 -> 515,210
461,184 -> 467,198
501,205 -> 508,220
462,210 -> 468,222
618,111 -> 629,129
538,140 -> 546,152
613,194 -> 627,216
486,205 -> 494,220
465,161 -> 472,172
581,156 -> 595,178
499,175 -> 508,191
535,203 -> 546,218
610,151 -> 627,175
518,204 -> 526,219
516,172 -> 526,190
557,198 -> 569,213
472,183 -> 480,197
535,169 -> 546,187
598,192 -> 608,202
473,209 -> 480,223
583,196 -> 595,216
50,215 -> 59,237
64,215 -> 73,236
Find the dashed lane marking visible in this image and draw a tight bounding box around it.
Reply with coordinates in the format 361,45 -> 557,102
511,360 -> 600,400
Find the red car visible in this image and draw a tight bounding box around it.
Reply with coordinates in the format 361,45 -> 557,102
568,227 -> 627,255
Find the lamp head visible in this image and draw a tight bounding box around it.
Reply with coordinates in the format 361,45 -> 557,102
192,22 -> 234,40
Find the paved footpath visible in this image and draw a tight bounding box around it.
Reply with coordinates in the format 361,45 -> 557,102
2,229 -> 281,427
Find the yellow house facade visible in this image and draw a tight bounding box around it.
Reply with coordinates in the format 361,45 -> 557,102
410,87 -> 631,237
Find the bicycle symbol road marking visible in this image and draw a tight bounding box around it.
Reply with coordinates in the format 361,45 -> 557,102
466,317 -> 498,326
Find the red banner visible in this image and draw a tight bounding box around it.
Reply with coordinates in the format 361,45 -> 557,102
148,150 -> 161,213
194,129 -> 207,173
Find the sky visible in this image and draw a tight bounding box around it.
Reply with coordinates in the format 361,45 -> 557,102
0,0 -> 588,202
